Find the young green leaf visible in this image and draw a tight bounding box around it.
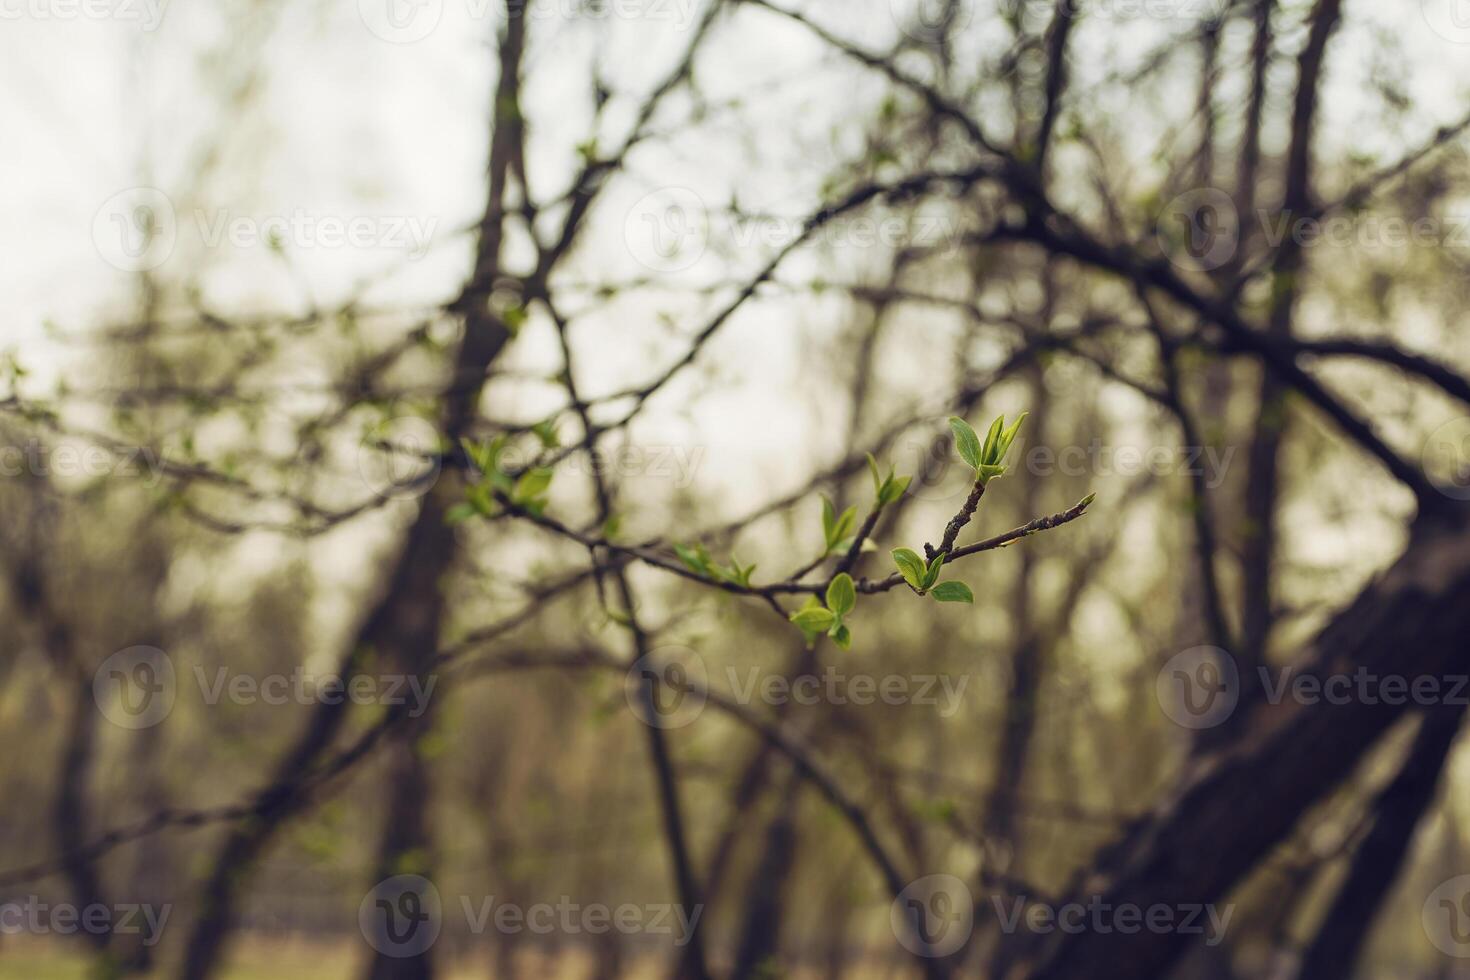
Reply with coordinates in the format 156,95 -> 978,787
931,581 -> 974,603
832,507 -> 856,550
674,543 -> 711,577
531,418 -> 561,449
921,552 -> 946,591
512,467 -> 553,504
826,573 -> 856,619
892,548 -> 926,591
867,452 -> 884,497
981,415 -> 1005,465
790,605 -> 837,633
829,623 -> 852,650
949,416 -> 982,470
880,474 -> 912,505
977,462 -> 1007,485
995,412 -> 1028,461
444,502 -> 478,526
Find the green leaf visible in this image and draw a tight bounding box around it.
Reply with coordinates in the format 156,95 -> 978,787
826,573 -> 856,618
790,596 -> 828,646
512,467 -> 553,504
892,548 -> 926,590
931,581 -> 974,603
821,494 -> 837,541
602,513 -> 623,541
880,474 -> 912,505
921,552 -> 946,591
981,415 -> 1005,465
790,606 -> 837,633
867,452 -> 884,496
829,623 -> 852,650
949,417 -> 982,470
445,503 -> 478,526
996,412 -> 1028,461
832,508 -> 856,550
674,543 -> 711,577
531,419 -> 560,449
467,485 -> 497,516
977,462 -> 1007,485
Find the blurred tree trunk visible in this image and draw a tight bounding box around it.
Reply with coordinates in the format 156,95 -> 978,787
1295,705 -> 1466,978
729,768 -> 801,980
1025,505 -> 1470,979
178,11 -> 525,977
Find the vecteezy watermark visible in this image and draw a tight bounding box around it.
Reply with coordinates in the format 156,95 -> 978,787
0,440 -> 165,487
0,0 -> 166,30
624,647 -> 972,730
92,646 -> 437,730
892,421 -> 1237,504
1423,416 -> 1470,501
1157,646 -> 1470,729
888,0 -> 974,44
358,416 -> 445,502
1423,875 -> 1470,957
359,875 -> 703,957
482,441 -> 705,490
998,0 -> 1229,23
357,0 -> 700,44
1156,646 -> 1240,730
1422,0 -> 1470,44
194,209 -> 437,259
891,875 -> 974,958
622,187 -> 973,275
92,188 -> 437,272
1025,441 -> 1236,489
1158,187 -> 1470,272
0,897 -> 171,947
989,894 -> 1233,946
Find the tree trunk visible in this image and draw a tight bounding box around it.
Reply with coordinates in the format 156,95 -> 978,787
1024,505 -> 1470,979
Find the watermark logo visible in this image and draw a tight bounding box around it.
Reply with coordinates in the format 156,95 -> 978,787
357,0 -> 442,42
358,416 -> 444,501
93,646 -> 176,730
0,897 -> 170,946
1424,875 -> 1470,957
0,440 -> 164,487
1025,441 -> 1235,489
1422,0 -> 1470,44
93,647 -> 437,729
624,649 -> 972,730
893,416 -> 974,503
93,187 -> 177,273
1423,417 -> 1470,500
460,895 -> 702,944
1157,188 -> 1238,273
358,877 -> 702,953
625,187 -> 709,274
0,0 -> 166,31
625,646 -> 709,730
359,0 -> 699,42
889,0 -> 974,44
1156,646 -> 1238,730
891,874 -> 974,958
990,894 -> 1232,945
360,874 -> 442,957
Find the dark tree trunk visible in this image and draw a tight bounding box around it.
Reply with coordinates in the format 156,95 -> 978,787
1024,505 -> 1470,979
1295,705 -> 1466,979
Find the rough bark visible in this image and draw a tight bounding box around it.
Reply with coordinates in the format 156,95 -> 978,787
1023,504 -> 1470,979
1295,705 -> 1466,978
